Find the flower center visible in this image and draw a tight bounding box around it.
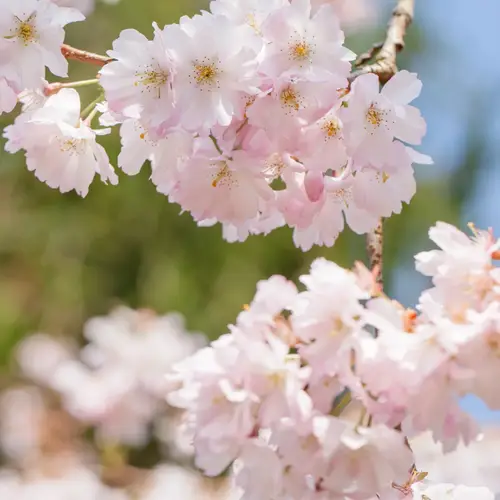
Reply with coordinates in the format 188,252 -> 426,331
290,41 -> 312,61
375,171 -> 390,183
331,186 -> 353,207
135,68 -> 169,97
322,119 -> 341,139
193,61 -> 220,88
59,138 -> 85,155
280,86 -> 301,112
264,153 -> 286,180
15,15 -> 37,45
365,104 -> 385,127
267,371 -> 286,388
211,161 -> 233,188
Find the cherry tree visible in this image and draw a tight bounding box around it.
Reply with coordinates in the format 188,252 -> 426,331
0,0 -> 497,498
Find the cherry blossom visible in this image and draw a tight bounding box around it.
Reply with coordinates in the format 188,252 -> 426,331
4,88 -> 117,197
260,0 -> 354,83
0,0 -> 432,250
99,23 -> 177,128
166,13 -> 261,131
168,220 -> 500,499
0,0 -> 84,91
342,71 -> 426,167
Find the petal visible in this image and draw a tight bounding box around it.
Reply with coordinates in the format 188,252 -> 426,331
394,105 -> 426,145
382,70 -> 422,105
31,88 -> 81,126
344,204 -> 378,234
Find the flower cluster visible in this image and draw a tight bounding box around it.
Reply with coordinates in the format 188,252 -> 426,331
2,0 -> 431,250
168,221 -> 500,500
0,0 -> 84,114
13,306 -> 205,447
0,307 -> 214,499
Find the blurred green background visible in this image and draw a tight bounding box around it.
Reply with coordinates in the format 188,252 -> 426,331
0,0 -> 489,374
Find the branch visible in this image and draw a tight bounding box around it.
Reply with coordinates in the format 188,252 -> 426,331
349,0 -> 415,84
61,44 -> 113,67
367,220 -> 384,290
351,0 -> 415,290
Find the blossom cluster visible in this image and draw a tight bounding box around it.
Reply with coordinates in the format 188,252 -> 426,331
167,221 -> 500,500
2,0 -> 430,249
8,307 -> 205,449
0,307 -> 212,498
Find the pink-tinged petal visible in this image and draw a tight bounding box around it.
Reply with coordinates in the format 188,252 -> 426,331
344,204 -> 378,234
304,171 -> 325,202
394,105 -> 426,145
46,3 -> 85,25
382,70 -> 422,105
351,73 -> 380,102
0,78 -> 17,114
406,146 -> 433,165
31,88 -> 81,126
38,28 -> 69,77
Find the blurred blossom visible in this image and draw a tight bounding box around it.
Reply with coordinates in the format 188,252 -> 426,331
412,425 -> 500,497
0,466 -> 127,500
51,0 -> 121,16
16,333 -> 75,387
0,306 -> 219,498
0,387 -> 45,463
155,410 -> 196,459
311,0 -> 378,30
141,465 -> 202,500
13,307 -> 206,448
81,308 -> 206,397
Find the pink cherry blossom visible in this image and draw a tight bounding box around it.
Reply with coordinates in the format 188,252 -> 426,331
4,88 -> 117,196
99,23 -> 177,128
170,138 -> 274,225
342,71 -> 426,167
209,0 -> 287,34
167,13 -> 261,131
260,0 -> 354,84
0,0 -> 84,89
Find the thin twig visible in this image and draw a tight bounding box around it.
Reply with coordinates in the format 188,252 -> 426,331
61,44 -> 113,67
44,78 -> 100,96
349,0 -> 415,84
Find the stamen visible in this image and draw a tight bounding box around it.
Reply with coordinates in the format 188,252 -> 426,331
366,104 -> 383,127
264,153 -> 286,179
280,86 -> 301,112
290,41 -> 311,61
59,138 -> 84,155
331,186 -> 352,207
211,162 -> 232,188
134,68 -> 169,97
14,14 -> 37,45
321,119 -> 341,139
194,62 -> 219,87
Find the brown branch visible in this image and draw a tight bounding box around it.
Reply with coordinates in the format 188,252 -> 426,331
349,0 -> 415,84
353,41 -> 384,68
61,44 -> 113,67
366,219 -> 384,290
350,0 -> 415,290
